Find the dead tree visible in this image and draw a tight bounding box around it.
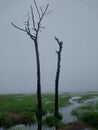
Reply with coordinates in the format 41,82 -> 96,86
11,0 -> 49,117
54,37 -> 63,117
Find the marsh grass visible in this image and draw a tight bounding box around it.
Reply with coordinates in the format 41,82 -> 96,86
0,93 -> 71,128
43,114 -> 64,128
80,112 -> 98,126
1,92 -> 98,129
42,93 -> 71,113
71,101 -> 98,127
0,94 -> 37,113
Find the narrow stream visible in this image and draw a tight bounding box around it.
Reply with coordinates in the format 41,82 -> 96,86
60,96 -> 81,123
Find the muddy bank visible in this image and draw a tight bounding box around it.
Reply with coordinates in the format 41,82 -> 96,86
58,121 -> 91,130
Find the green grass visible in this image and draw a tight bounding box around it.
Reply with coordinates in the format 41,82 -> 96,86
0,93 -> 71,128
71,94 -> 98,130
0,93 -> 71,113
43,114 -> 64,128
0,94 -> 37,113
80,112 -> 98,126
42,93 -> 71,113
1,92 -> 98,129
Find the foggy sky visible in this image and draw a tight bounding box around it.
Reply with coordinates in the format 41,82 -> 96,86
0,0 -> 98,94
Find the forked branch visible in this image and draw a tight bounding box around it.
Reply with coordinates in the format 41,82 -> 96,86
11,0 -> 49,40
55,37 -> 63,53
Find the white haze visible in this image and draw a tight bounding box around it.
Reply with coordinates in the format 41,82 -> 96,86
0,0 -> 98,94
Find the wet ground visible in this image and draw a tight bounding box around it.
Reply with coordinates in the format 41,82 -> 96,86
0,93 -> 98,130
58,121 -> 91,130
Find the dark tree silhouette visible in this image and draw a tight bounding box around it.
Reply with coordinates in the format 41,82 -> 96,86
11,0 -> 49,118
54,37 -> 63,117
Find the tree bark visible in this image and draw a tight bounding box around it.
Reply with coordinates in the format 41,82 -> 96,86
34,40 -> 42,115
54,37 -> 63,117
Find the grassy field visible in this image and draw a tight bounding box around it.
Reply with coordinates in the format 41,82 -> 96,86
0,92 -> 98,129
0,93 -> 71,128
0,93 -> 71,113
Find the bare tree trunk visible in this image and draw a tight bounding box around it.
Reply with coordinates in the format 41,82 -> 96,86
37,115 -> 42,130
11,0 -> 49,118
34,41 -> 42,115
54,37 -> 63,117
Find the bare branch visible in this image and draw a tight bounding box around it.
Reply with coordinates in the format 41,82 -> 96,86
40,7 -> 43,15
40,6 -> 51,16
34,0 -> 41,19
55,37 -> 62,45
11,22 -> 26,32
55,36 -> 63,50
27,11 -> 30,25
45,10 -> 52,15
11,2 -> 49,41
40,4 -> 49,21
55,37 -> 59,43
36,4 -> 49,36
26,11 -> 30,33
11,22 -> 35,40
55,37 -> 61,47
30,5 -> 36,30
